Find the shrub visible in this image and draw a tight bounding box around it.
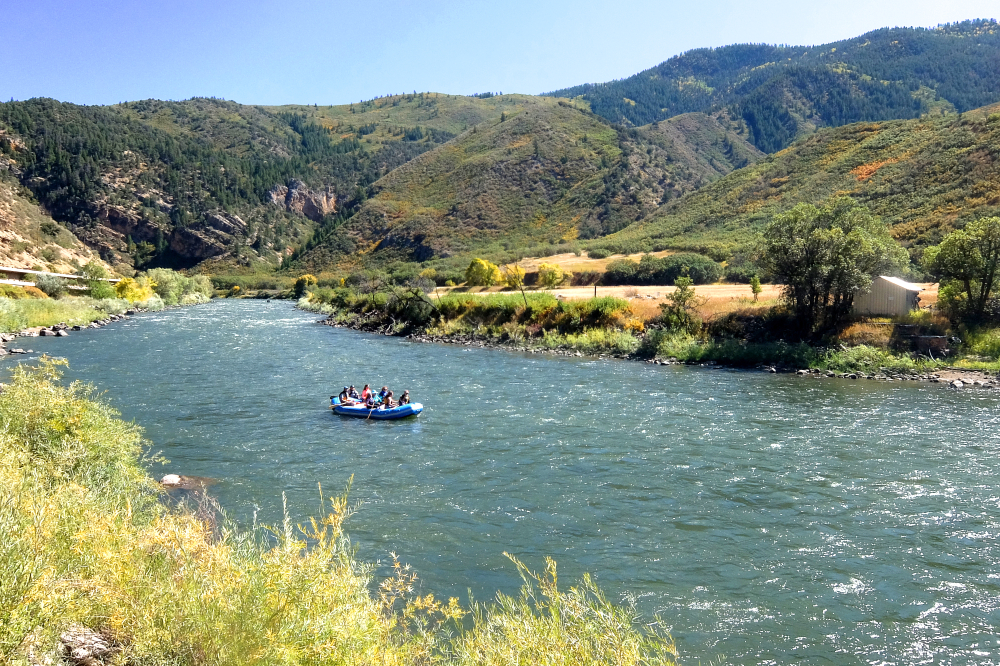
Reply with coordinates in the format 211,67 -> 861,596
724,255 -> 762,283
537,263 -> 567,288
88,281 -> 117,299
603,253 -> 722,286
294,274 -> 318,298
658,276 -> 702,334
0,285 -> 29,299
115,276 -> 156,303
31,273 -> 67,298
587,248 -> 611,259
501,264 -> 526,288
0,299 -> 29,332
465,258 -> 502,286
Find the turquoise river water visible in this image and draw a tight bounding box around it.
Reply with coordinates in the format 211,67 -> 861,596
18,300 -> 1000,664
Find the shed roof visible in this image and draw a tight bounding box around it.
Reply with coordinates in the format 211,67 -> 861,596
877,276 -> 923,292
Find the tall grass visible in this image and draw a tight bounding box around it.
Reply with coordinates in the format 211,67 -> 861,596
0,359 -> 679,665
961,327 -> 1000,359
0,296 -> 131,332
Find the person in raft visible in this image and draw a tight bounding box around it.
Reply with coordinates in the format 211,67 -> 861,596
337,386 -> 355,404
361,384 -> 372,401
398,390 -> 410,405
364,392 -> 377,409
380,390 -> 396,408
348,385 -> 360,400
378,386 -> 389,402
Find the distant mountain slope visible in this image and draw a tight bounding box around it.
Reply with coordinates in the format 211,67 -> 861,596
292,99 -> 760,271
0,95 -> 522,271
599,102 -> 1000,260
546,20 -> 1000,152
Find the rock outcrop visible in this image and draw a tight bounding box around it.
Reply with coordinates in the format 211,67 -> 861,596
269,179 -> 336,221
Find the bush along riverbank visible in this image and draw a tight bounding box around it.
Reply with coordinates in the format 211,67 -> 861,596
0,358 -> 679,665
296,282 -> 1000,386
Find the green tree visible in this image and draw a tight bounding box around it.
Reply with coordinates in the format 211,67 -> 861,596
750,274 -> 762,302
658,276 -> 701,333
465,258 -> 501,286
80,261 -> 116,299
759,197 -> 907,335
923,216 -> 1000,323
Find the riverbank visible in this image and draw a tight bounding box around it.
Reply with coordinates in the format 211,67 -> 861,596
0,358 -> 678,665
388,325 -> 998,388
304,291 -> 995,388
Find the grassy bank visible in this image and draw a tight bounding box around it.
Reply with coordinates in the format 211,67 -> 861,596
0,268 -> 214,334
0,359 -> 679,665
0,296 -> 132,332
300,287 -> 962,373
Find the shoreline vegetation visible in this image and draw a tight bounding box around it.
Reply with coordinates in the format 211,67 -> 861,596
292,283 -> 1000,382
0,358 -> 679,665
0,267 -> 212,351
283,205 -> 1000,383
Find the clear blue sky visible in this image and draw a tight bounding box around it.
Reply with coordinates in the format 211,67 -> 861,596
4,0 -> 997,106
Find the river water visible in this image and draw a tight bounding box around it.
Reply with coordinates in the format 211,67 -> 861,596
18,300 -> 1000,664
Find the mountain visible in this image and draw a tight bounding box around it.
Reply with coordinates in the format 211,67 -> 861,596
0,94 -> 524,272
290,98 -> 760,272
546,20 -> 1000,153
597,102 -> 1000,262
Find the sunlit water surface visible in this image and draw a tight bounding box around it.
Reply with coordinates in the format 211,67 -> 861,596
20,300 -> 1000,664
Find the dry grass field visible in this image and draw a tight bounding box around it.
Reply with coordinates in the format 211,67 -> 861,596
432,282 -> 939,326
516,250 -> 676,273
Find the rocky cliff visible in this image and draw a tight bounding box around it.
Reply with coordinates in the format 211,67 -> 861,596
269,180 -> 336,221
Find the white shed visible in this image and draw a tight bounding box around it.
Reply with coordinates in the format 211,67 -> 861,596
852,276 -> 923,317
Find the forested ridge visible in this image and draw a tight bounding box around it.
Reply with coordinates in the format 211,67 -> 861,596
0,96 -> 464,271
546,20 -> 1000,152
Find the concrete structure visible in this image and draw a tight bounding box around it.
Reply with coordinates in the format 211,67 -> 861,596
0,266 -> 119,292
0,266 -> 120,283
852,276 -> 923,317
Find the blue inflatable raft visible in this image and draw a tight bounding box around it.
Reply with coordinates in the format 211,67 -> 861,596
331,397 -> 423,420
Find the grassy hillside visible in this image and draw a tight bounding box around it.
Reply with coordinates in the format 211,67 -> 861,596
598,102 -> 1000,261
292,100 -> 760,272
547,20 -> 1000,152
0,174 -> 111,274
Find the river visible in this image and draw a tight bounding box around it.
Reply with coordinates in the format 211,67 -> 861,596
18,300 -> 1000,664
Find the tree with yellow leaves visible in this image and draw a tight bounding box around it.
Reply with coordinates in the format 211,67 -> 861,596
537,263 -> 566,289
465,258 -> 501,287
114,276 -> 157,303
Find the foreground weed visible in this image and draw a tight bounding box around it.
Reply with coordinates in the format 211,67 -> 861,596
0,358 -> 679,666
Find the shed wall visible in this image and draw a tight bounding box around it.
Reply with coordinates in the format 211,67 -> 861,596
853,279 -> 919,316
